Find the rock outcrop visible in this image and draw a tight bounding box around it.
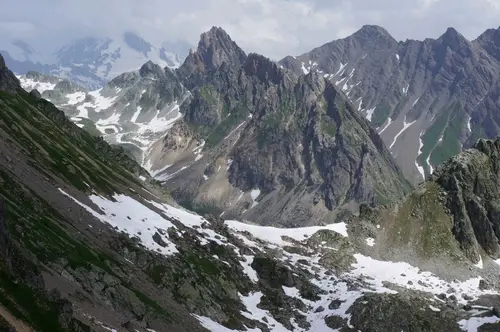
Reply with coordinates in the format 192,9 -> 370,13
431,137 -> 500,263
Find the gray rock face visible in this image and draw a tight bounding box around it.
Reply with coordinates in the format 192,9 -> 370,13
179,26 -> 247,85
158,30 -> 411,226
431,137 -> 500,263
347,292 -> 462,332
279,25 -> 500,185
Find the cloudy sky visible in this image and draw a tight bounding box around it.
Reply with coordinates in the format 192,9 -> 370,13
1,0 -> 499,59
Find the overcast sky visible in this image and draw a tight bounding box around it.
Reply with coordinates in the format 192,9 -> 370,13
1,0 -> 499,59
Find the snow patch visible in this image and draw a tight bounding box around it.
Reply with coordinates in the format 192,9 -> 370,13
459,316 -> 500,332
194,316 -> 237,332
378,118 -> 392,135
250,189 -> 261,208
225,220 -> 348,247
365,107 -> 376,122
389,118 -> 416,150
351,254 -> 495,300
18,76 -> 58,94
240,292 -> 290,331
334,62 -> 347,76
241,255 -> 259,283
58,189 -> 179,256
429,305 -> 441,312
224,121 -> 246,140
300,62 -> 310,75
475,256 -> 483,269
64,92 -> 86,105
403,83 -> 410,95
412,97 -> 420,107
136,103 -> 183,135
156,165 -> 190,181
416,134 -> 425,180
426,155 -> 434,175
130,106 -> 142,123
365,238 -> 375,247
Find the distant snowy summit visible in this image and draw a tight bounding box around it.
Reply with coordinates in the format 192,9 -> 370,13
0,32 -> 190,89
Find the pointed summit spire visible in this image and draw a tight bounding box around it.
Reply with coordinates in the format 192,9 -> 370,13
437,27 -> 469,50
179,27 -> 247,77
352,25 -> 396,42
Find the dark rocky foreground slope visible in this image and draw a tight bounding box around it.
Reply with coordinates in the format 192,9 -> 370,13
280,25 -> 500,184
1,53 -> 500,331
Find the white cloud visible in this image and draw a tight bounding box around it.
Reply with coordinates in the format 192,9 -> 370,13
0,0 -> 499,60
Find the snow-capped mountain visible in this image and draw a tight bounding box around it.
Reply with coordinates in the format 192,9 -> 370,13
17,63 -> 188,173
1,32 -> 189,89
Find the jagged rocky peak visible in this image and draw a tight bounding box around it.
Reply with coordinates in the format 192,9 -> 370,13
298,67 -> 327,96
198,26 -> 247,68
139,60 -> 167,79
353,24 -> 394,40
180,26 -> 247,76
474,26 -> 500,61
24,70 -> 61,84
53,79 -> 84,94
25,70 -> 41,79
437,27 -> 470,51
349,24 -> 398,47
476,26 -> 500,44
243,53 -> 286,85
29,89 -> 42,99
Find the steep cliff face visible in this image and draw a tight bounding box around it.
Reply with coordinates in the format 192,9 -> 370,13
154,29 -> 412,226
431,137 -> 500,263
178,26 -> 247,87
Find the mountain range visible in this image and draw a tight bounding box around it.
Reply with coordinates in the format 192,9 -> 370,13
18,23 -> 500,228
2,48 -> 500,331
280,24 -> 500,185
14,27 -> 413,227
0,32 -> 190,89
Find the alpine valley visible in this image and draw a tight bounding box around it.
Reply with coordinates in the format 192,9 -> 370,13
1,24 -> 500,332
